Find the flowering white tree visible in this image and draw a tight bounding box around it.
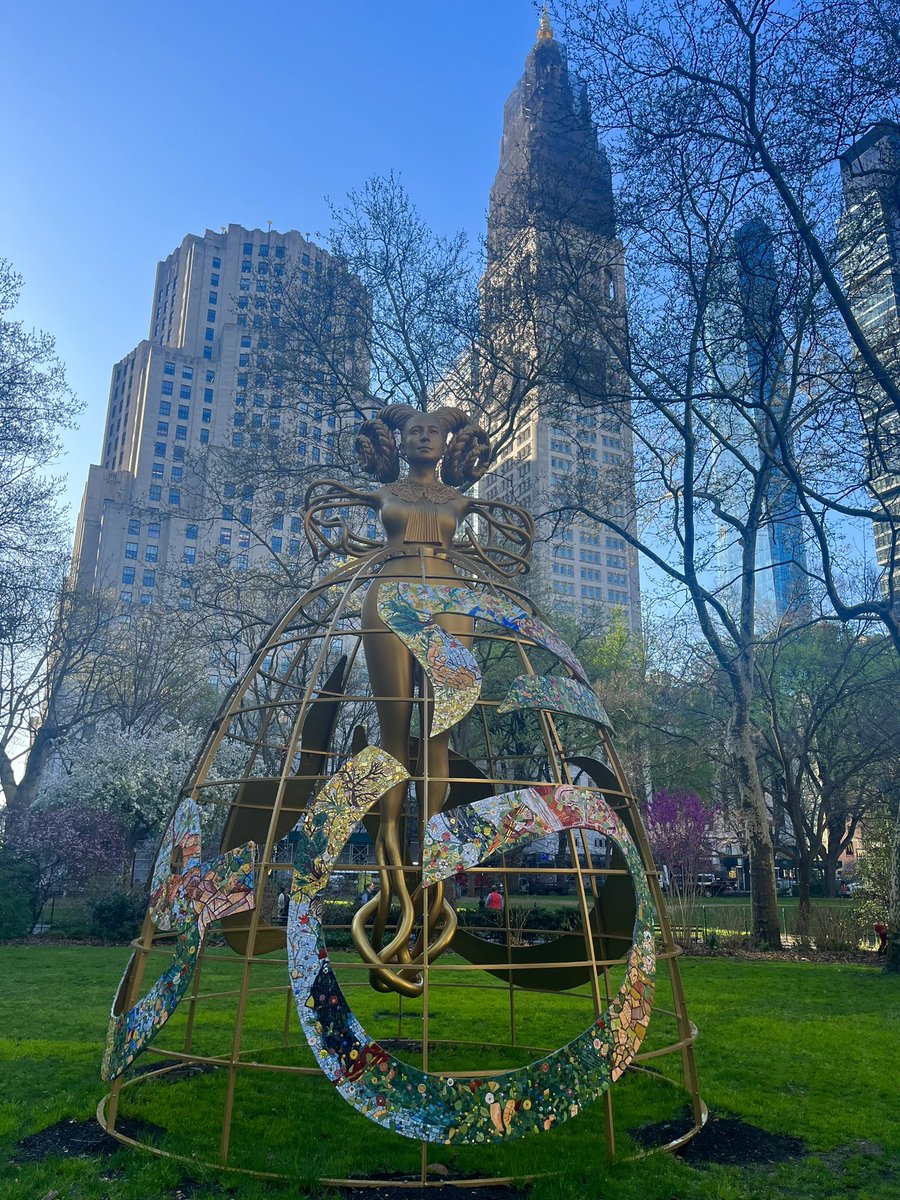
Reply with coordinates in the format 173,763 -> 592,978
36,721 -> 239,871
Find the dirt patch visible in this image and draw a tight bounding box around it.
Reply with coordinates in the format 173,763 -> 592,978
11,1116 -> 165,1163
632,1110 -> 805,1166
337,1171 -> 527,1200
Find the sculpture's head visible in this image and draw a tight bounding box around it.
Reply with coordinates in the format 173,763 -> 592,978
355,404 -> 491,488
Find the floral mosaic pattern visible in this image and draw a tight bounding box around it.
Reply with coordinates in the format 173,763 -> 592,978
101,801 -> 255,1081
289,772 -> 655,1143
376,583 -> 589,736
497,674 -> 612,731
290,745 -> 410,905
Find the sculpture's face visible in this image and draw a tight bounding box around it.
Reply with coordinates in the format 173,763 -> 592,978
399,416 -> 447,466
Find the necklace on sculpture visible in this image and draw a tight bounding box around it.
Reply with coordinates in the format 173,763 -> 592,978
387,478 -> 458,545
386,478 -> 458,504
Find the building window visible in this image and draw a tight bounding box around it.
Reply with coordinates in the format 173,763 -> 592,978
161,381 -> 173,395
171,466 -> 183,481
184,546 -> 196,564
180,385 -> 191,399
219,528 -> 232,546
206,370 -> 215,383
173,445 -> 184,461
145,545 -> 159,563
208,292 -> 217,304
212,257 -> 221,269
127,519 -> 141,535
271,535 -> 283,553
149,484 -> 162,501
243,242 -> 253,255
204,329 -> 214,342
154,442 -> 166,458
207,309 -> 216,323
152,463 -> 164,481
177,404 -> 189,419
140,593 -> 152,606
199,428 -> 209,443
169,488 -> 181,506
204,388 -> 213,401
175,425 -> 187,441
148,522 -> 160,538
159,401 -> 171,416
120,590 -> 132,604
143,569 -> 156,587
125,542 -> 138,559
203,347 -> 212,360
186,524 -> 198,540
210,273 -> 219,286
164,362 -> 175,376
202,409 -> 211,423
122,567 -> 135,584
156,421 -> 169,437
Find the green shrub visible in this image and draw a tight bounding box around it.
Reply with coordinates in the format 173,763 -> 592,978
88,890 -> 146,942
808,903 -> 868,952
0,847 -> 40,938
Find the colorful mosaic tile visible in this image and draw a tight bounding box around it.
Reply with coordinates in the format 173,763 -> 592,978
289,772 -> 655,1143
498,674 -> 612,730
376,583 -> 590,736
101,801 -> 255,1081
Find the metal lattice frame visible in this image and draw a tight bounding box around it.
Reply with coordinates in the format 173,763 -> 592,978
99,548 -> 706,1185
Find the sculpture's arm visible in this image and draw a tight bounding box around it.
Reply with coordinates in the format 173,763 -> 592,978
303,480 -> 383,561
455,498 -> 535,576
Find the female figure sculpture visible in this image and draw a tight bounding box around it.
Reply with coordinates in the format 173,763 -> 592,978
304,404 -> 533,996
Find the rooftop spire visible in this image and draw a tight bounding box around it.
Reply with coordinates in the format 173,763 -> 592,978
537,5 -> 554,42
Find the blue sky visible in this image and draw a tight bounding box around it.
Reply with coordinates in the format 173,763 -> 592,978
1,0 -> 543,526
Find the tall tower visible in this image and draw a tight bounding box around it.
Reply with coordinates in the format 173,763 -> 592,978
71,224 -> 367,669
735,218 -> 811,620
478,14 -> 641,627
839,122 -> 900,600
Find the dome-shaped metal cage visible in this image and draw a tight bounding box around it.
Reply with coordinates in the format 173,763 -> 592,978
99,547 -> 706,1186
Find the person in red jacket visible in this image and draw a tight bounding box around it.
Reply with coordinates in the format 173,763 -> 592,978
874,922 -> 888,954
486,887 -> 503,911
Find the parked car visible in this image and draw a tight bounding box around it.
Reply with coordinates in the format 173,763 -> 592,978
695,874 -> 734,897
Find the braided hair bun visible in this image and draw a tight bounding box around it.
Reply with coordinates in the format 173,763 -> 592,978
354,405 -> 492,490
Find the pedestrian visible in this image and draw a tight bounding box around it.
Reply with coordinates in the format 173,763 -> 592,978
276,887 -> 289,926
486,886 -> 503,912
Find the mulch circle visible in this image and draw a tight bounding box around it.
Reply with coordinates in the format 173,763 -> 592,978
339,1175 -> 527,1200
632,1110 -> 806,1166
11,1116 -> 165,1164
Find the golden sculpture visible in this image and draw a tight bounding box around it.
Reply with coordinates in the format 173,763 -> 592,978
306,404 -> 534,995
98,402 -> 706,1182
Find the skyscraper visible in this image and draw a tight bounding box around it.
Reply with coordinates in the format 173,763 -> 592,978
839,122 -> 900,599
71,224 -> 366,617
477,13 -> 641,626
735,217 -> 810,620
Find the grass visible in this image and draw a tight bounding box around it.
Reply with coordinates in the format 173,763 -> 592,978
0,944 -> 898,1199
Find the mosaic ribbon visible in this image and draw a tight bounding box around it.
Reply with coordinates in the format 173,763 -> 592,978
498,674 -> 612,730
289,773 -> 655,1143
102,799 -> 255,1080
376,583 -> 589,736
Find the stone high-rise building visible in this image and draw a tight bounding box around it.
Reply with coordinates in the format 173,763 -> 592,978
71,224 -> 367,627
839,122 -> 900,599
477,13 -> 641,625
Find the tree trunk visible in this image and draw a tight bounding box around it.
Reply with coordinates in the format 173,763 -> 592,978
1,724 -> 56,828
822,853 -> 839,899
796,848 -> 813,942
728,723 -> 782,948
885,807 -> 900,975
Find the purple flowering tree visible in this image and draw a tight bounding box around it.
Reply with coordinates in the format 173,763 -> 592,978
644,789 -> 719,897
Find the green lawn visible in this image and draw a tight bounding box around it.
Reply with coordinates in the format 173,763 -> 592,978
0,945 -> 897,1199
